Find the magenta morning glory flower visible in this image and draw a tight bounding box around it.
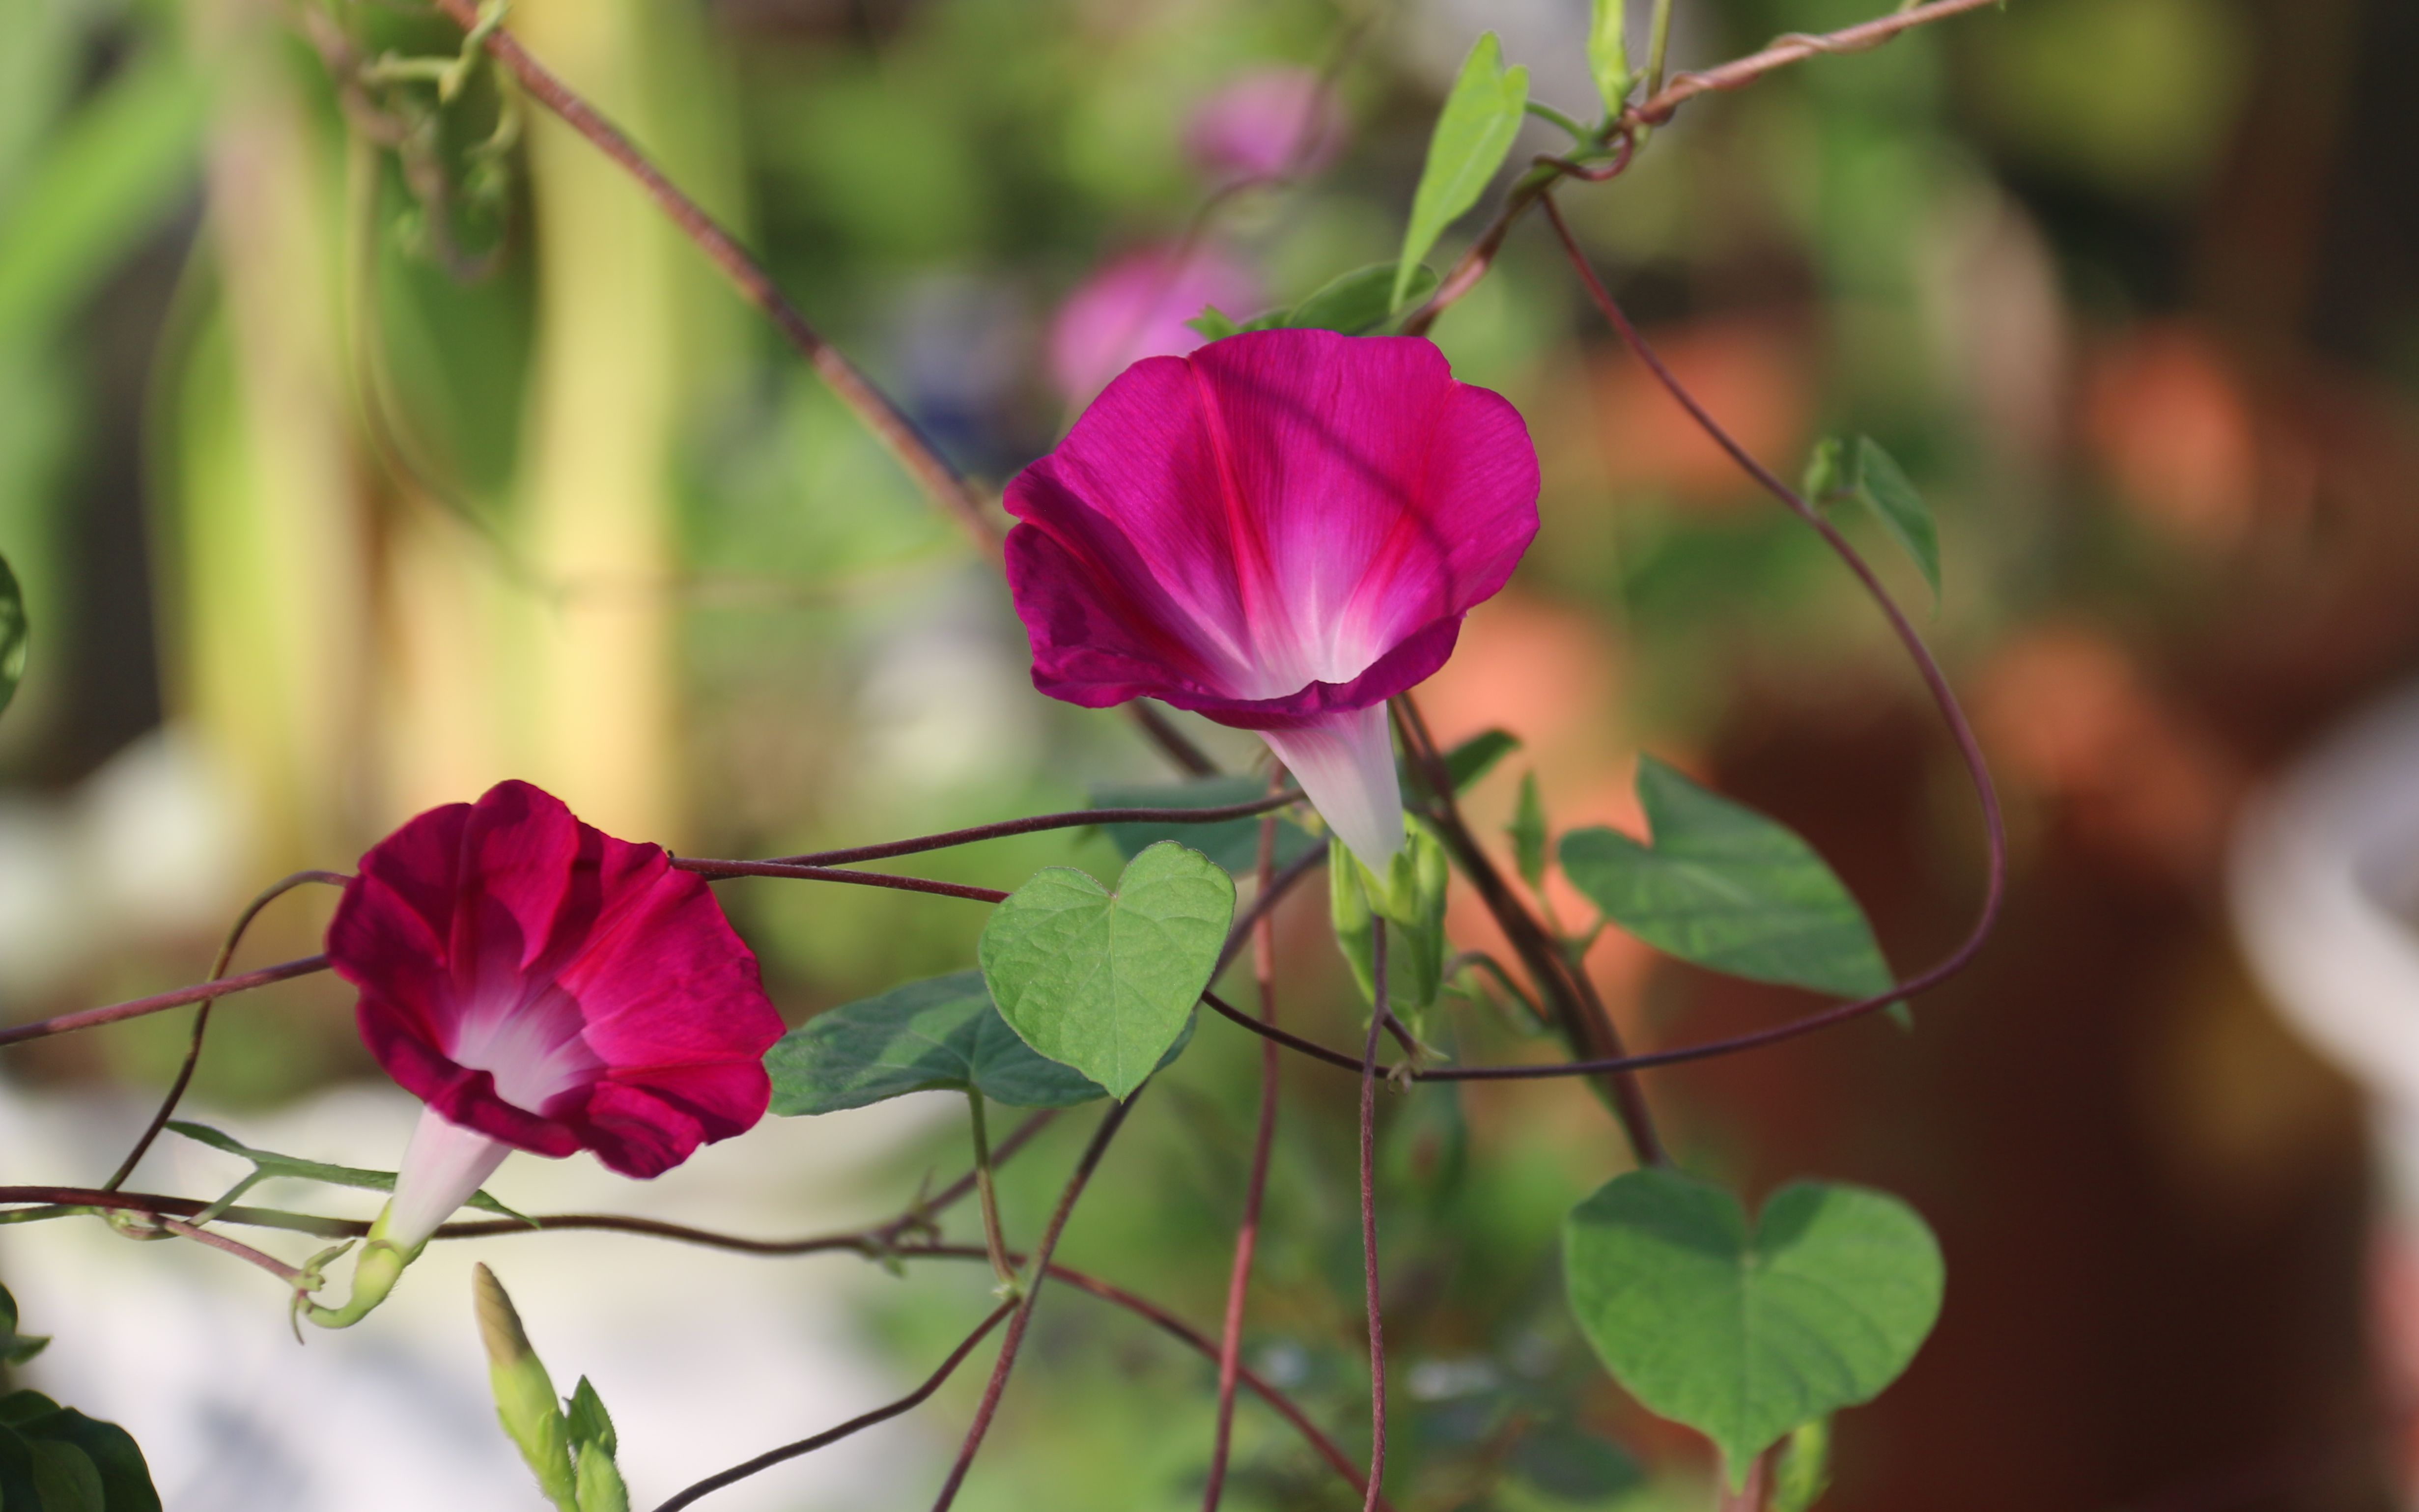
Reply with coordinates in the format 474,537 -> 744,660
1047,245 -> 1260,407
1003,329 -> 1540,868
302,781 -> 784,1327
1184,66 -> 1348,186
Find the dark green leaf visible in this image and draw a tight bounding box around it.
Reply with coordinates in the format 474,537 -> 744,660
1558,757 -> 1892,1000
1185,306 -> 1241,341
765,970 -> 1191,1113
0,1285 -> 40,1366
979,842 -> 1235,1100
563,1377 -> 616,1459
1507,1423 -> 1643,1503
1851,437 -> 1941,604
1088,775 -> 1314,878
7,1403 -> 160,1512
28,1437 -> 101,1512
1277,262 -> 1437,336
1395,33 -> 1528,310
1439,727 -> 1519,791
1563,1169 -> 1943,1484
1510,771 -> 1548,892
0,552 -> 26,718
164,1121 -> 527,1219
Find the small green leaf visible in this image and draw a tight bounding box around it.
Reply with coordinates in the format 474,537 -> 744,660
1395,33 -> 1529,311
0,1284 -> 44,1367
979,842 -> 1235,1100
1438,727 -> 1519,791
1563,1170 -> 1943,1485
1510,771 -> 1548,892
1586,0 -> 1632,113
1769,1418 -> 1832,1512
563,1378 -> 616,1459
764,971 -> 1191,1113
28,1437 -> 102,1512
0,552 -> 26,718
1800,435 -> 1855,503
1185,306 -> 1241,341
1850,438 -> 1941,604
164,1121 -> 528,1220
1558,757 -> 1892,1000
1507,1423 -> 1643,1504
1278,262 -> 1438,335
1089,775 -> 1316,878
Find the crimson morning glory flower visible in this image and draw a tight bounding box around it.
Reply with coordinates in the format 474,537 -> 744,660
1003,328 -> 1540,868
1184,66 -> 1348,185
1047,245 -> 1259,407
301,781 -> 783,1327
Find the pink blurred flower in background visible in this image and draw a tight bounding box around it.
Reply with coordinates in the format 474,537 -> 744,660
1184,66 -> 1348,185
1047,245 -> 1259,407
1004,329 -> 1539,869
305,781 -> 784,1326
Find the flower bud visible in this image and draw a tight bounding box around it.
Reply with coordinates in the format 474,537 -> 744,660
474,1264 -> 578,1512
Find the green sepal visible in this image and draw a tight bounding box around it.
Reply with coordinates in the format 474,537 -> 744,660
573,1440 -> 629,1512
1328,821 -> 1451,1014
1509,771 -> 1548,892
1587,0 -> 1632,113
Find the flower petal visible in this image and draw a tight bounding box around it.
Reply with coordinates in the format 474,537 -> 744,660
383,1103 -> 515,1251
1260,704 -> 1405,870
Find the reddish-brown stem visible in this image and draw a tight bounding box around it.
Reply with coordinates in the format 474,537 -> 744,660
930,1094 -> 1137,1510
673,858 -> 1010,904
1130,703 -> 1223,777
1357,926 -> 1389,1512
103,870 -> 351,1192
1400,0 -> 1998,339
1216,845 -> 1325,978
1539,190 -> 2005,1048
768,791 -> 1298,868
652,1300 -> 1020,1512
423,0 -> 996,556
1203,807 -> 1285,1511
1392,697 -> 1668,1167
156,1217 -> 308,1286
0,955 -> 332,1048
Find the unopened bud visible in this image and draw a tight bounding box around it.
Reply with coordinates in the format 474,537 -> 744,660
474,1264 -> 577,1512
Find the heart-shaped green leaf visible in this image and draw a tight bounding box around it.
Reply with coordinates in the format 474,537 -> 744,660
1563,1169 -> 1943,1484
1558,757 -> 1892,1000
979,841 -> 1234,1100
765,969 -> 1193,1113
1089,776 -> 1316,878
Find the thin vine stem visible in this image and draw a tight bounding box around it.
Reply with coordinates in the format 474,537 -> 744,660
672,859 -> 1009,904
0,955 -> 332,1049
102,870 -> 351,1192
1357,925 -> 1389,1512
767,790 -> 1299,868
930,1094 -> 1138,1511
1202,804 -> 1285,1511
651,1300 -> 1020,1512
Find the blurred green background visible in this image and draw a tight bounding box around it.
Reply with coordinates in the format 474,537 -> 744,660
3,0 -> 2417,1507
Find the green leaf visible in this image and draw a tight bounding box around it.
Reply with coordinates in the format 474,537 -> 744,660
1088,775 -> 1315,878
1557,757 -> 1892,1000
1439,727 -> 1519,791
1277,262 -> 1438,336
1510,771 -> 1548,892
0,1284 -> 44,1367
1800,435 -> 1854,503
0,553 -> 25,719
1395,33 -> 1529,311
1769,1418 -> 1832,1512
1850,438 -> 1941,604
1587,0 -> 1632,113
163,1121 -> 529,1220
764,970 -> 1192,1113
0,49 -> 204,347
1563,1170 -> 1943,1485
978,842 -> 1235,1100
563,1378 -> 617,1459
3,1404 -> 159,1512
1185,306 -> 1241,341
28,1437 -> 102,1512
